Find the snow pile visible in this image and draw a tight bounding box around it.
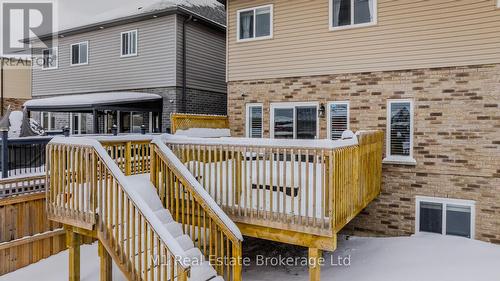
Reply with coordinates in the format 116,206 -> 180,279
24,92 -> 161,108
8,111 -> 23,138
3,234 -> 500,281
175,128 -> 231,138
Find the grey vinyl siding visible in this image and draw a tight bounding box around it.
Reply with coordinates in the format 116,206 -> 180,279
177,16 -> 227,93
32,16 -> 177,96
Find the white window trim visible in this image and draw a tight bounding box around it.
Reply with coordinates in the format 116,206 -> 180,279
498,0 -> 500,8
270,102 -> 320,139
41,47 -> 58,70
245,103 -> 263,138
236,4 -> 273,42
120,30 -> 138,57
326,101 -> 350,140
40,112 -> 55,131
383,99 -> 416,165
69,113 -> 87,135
328,0 -> 378,31
70,41 -> 89,66
415,196 -> 475,239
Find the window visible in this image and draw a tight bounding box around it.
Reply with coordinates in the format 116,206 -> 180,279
246,104 -> 263,138
327,101 -> 349,140
70,41 -> 88,65
330,0 -> 377,30
42,48 -> 57,69
416,196 -> 475,239
121,30 -> 138,57
237,5 -> 273,41
70,113 -> 88,135
384,99 -> 415,165
40,112 -> 55,131
270,103 -> 318,139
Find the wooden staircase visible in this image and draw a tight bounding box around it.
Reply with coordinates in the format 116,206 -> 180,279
45,137 -> 243,281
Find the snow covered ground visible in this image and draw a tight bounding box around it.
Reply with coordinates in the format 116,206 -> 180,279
2,233 -> 499,281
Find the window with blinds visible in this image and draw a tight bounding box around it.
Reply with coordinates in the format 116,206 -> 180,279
388,100 -> 413,157
121,30 -> 138,57
247,104 -> 263,138
329,102 -> 349,140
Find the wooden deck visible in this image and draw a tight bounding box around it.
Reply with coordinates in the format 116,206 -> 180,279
42,130 -> 383,281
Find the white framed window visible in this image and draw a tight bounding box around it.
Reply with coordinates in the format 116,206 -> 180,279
246,103 -> 263,138
121,30 -> 138,57
416,196 -> 475,239
237,4 -> 273,42
383,99 -> 416,165
270,102 -> 319,140
70,113 -> 88,135
327,101 -> 350,140
40,112 -> 55,131
329,0 -> 377,31
42,47 -> 58,69
70,41 -> 89,66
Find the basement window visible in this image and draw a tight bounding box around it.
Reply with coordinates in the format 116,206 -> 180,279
327,101 -> 350,140
416,196 -> 475,239
237,5 -> 273,41
246,104 -> 263,138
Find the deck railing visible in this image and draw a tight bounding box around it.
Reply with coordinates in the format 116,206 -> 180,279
97,136 -> 153,176
151,139 -> 243,281
46,138 -> 190,280
160,131 -> 383,236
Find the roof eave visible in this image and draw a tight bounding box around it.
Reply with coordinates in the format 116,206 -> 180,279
27,6 -> 225,43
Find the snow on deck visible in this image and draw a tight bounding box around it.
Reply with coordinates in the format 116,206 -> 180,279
2,234 -> 499,281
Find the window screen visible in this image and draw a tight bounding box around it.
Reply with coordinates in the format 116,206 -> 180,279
330,103 -> 349,140
296,106 -> 317,139
446,205 -> 471,238
419,202 -> 443,234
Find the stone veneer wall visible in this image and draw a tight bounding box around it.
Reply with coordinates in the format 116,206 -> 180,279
227,64 -> 500,244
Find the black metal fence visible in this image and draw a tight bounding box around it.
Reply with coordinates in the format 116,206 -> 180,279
0,131 -> 52,178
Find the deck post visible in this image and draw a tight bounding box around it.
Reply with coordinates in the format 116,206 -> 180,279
66,229 -> 81,281
308,248 -> 322,281
125,141 -> 132,176
98,241 -> 112,281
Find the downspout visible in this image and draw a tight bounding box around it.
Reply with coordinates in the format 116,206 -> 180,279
1,58 -> 4,116
182,15 -> 193,113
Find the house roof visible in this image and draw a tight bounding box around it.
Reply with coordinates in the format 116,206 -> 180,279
31,0 -> 225,42
24,92 -> 163,112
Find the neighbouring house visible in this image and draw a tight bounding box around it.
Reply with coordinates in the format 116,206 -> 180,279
0,58 -> 31,112
25,0 -> 227,134
224,0 -> 500,244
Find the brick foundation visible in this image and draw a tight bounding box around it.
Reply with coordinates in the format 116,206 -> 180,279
227,64 -> 500,243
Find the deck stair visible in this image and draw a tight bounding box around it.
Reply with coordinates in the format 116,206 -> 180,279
45,137 -> 243,281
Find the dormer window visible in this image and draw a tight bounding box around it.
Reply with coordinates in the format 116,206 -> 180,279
330,0 -> 377,30
237,5 -> 273,42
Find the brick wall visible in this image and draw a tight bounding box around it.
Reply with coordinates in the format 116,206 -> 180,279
227,64 -> 500,243
3,98 -> 28,111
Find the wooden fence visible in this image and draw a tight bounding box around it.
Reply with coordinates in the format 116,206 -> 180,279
0,193 -> 66,276
170,113 -> 229,134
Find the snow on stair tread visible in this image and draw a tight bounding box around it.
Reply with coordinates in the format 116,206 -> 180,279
125,174 -> 164,212
189,261 -> 217,281
124,174 -> 222,281
176,234 -> 195,251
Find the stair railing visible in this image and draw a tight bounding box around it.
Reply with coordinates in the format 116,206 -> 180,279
151,138 -> 244,281
46,137 -> 191,281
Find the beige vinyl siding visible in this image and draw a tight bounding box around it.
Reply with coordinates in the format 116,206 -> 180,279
1,65 -> 31,99
227,0 -> 500,81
